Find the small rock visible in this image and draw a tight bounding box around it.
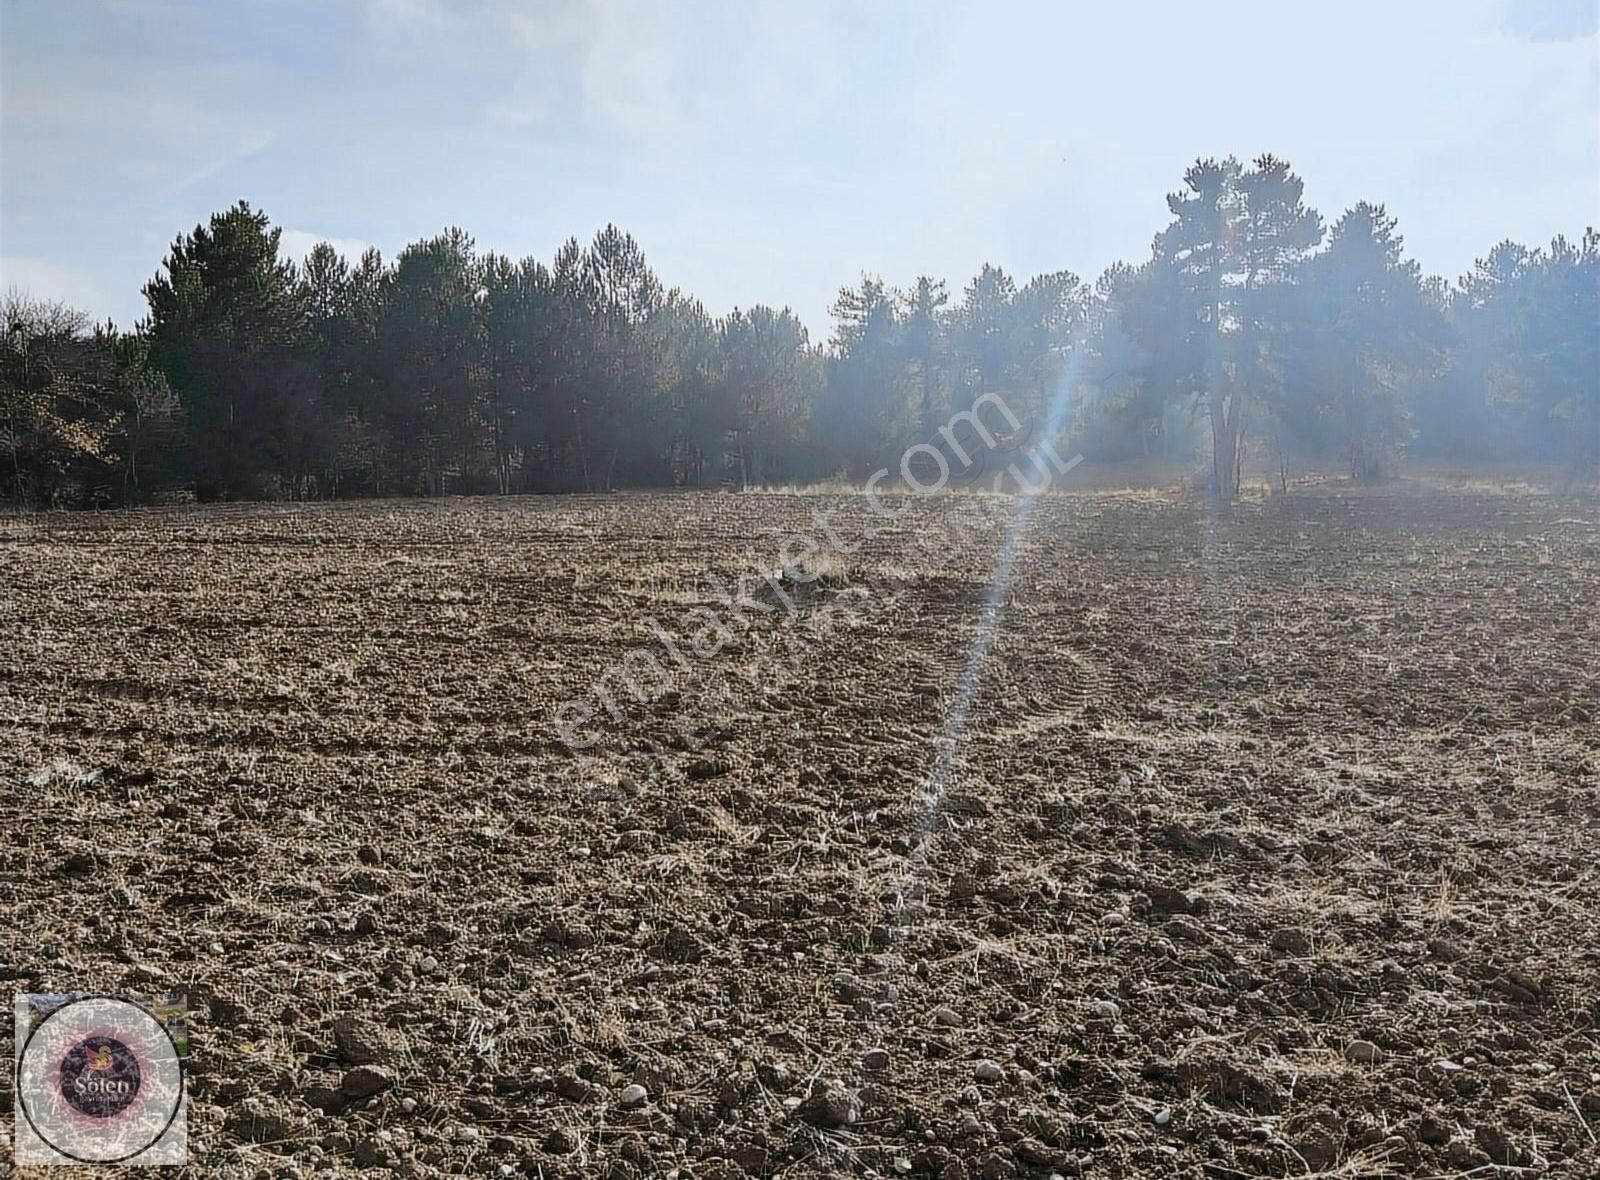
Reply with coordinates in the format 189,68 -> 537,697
1345,1040 -> 1382,1064
399,1097 -> 418,1114
332,1016 -> 407,1066
862,1047 -> 891,1071
418,955 -> 440,975
1143,883 -> 1201,914
304,1084 -> 348,1115
1153,1107 -> 1171,1126
619,1083 -> 649,1108
798,1083 -> 861,1129
339,1065 -> 395,1100
555,1074 -> 601,1103
1091,1000 -> 1121,1020
1103,911 -> 1126,928
930,1005 -> 963,1028
973,1059 -> 1005,1083
453,1126 -> 480,1145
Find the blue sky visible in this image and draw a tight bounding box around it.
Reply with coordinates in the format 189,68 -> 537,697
2,0 -> 1596,336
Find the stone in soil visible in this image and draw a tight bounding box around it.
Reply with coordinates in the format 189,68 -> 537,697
1345,1039 -> 1383,1064
304,1084 -> 348,1115
798,1083 -> 861,1129
332,1016 -> 407,1066
339,1065 -> 395,1100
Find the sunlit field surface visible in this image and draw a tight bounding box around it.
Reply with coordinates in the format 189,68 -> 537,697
2,485 -> 1598,1178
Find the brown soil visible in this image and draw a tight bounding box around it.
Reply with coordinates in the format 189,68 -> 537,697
2,486 -> 1598,1178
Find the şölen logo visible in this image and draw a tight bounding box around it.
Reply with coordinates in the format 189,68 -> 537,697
59,1035 -> 143,1117
14,995 -> 187,1164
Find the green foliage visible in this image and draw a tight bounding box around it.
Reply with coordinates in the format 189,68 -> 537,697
1429,231 -> 1599,478
1281,203 -> 1444,482
144,201 -> 303,499
1,297 -> 179,506
6,170 -> 1595,507
1140,155 -> 1324,495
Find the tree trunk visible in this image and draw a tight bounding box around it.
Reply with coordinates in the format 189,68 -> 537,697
574,404 -> 592,492
1209,392 -> 1241,499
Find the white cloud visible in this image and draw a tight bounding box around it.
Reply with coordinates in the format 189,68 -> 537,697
1,257 -> 112,318
466,0 -> 852,144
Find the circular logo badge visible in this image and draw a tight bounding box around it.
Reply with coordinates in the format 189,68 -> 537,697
59,1035 -> 143,1118
17,997 -> 184,1164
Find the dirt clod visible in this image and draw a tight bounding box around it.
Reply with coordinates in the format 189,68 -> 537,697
339,1065 -> 394,1100
1345,1039 -> 1383,1064
798,1082 -> 861,1129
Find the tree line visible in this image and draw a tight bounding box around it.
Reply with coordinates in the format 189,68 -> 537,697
3,154 -> 1595,507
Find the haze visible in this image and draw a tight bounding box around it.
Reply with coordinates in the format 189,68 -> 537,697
3,0 -> 1596,332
